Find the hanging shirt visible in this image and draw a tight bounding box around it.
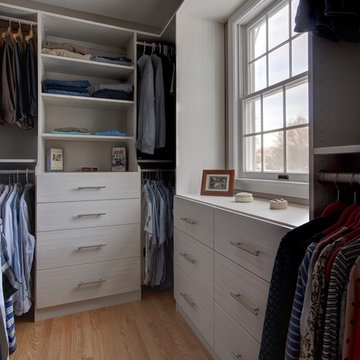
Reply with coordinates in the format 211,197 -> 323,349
25,38 -> 37,128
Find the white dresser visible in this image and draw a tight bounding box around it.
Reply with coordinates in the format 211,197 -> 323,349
174,195 -> 308,360
35,172 -> 141,320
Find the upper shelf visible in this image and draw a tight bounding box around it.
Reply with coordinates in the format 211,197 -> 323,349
42,55 -> 134,80
42,133 -> 135,143
42,93 -> 134,110
313,145 -> 360,155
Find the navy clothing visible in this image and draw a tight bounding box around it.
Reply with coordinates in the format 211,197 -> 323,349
259,214 -> 340,360
25,39 -> 37,128
92,89 -> 132,101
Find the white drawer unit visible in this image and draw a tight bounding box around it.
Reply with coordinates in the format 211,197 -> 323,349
215,253 -> 269,341
37,258 -> 140,309
174,229 -> 214,297
37,224 -> 140,270
174,265 -> 214,347
174,197 -> 214,248
214,209 -> 287,282
215,304 -> 260,360
37,199 -> 140,231
37,173 -> 140,203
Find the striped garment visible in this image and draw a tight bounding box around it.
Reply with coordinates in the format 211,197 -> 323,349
285,242 -> 316,360
322,239 -> 360,360
5,299 -> 16,354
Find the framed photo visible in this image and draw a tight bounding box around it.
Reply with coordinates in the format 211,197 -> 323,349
201,169 -> 235,196
46,147 -> 63,172
112,146 -> 127,172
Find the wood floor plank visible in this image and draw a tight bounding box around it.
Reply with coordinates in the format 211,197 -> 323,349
11,290 -> 213,360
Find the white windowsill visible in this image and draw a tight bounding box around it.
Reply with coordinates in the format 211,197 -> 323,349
235,178 -> 309,200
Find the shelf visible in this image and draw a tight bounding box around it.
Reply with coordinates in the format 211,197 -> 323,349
42,54 -> 134,80
313,145 -> 360,155
42,93 -> 134,110
42,133 -> 135,143
0,159 -> 37,163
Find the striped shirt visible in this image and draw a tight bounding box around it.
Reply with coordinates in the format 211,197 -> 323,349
322,239 -> 360,360
285,242 -> 316,360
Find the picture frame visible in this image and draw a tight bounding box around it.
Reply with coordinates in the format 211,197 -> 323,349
201,169 -> 235,196
46,147 -> 64,172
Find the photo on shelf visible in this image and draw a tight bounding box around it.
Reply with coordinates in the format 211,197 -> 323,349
201,169 -> 235,196
46,147 -> 64,172
112,147 -> 127,172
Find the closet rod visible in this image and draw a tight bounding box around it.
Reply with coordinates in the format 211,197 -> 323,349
136,41 -> 156,48
0,15 -> 37,26
141,169 -> 175,172
0,169 -> 35,175
318,171 -> 360,185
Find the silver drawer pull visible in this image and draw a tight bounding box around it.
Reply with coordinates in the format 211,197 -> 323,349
180,253 -> 196,264
230,241 -> 260,257
77,244 -> 106,251
77,213 -> 106,218
77,186 -> 106,190
78,279 -> 106,287
231,352 -> 242,360
180,292 -> 196,308
180,217 -> 197,225
230,292 -> 259,316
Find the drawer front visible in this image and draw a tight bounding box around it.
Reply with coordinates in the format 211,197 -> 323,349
37,172 -> 140,203
214,209 -> 287,281
215,304 -> 260,360
36,258 -> 140,308
37,199 -> 140,231
174,197 -> 213,248
215,253 -> 268,342
174,229 -> 214,297
174,265 -> 214,347
37,224 -> 140,270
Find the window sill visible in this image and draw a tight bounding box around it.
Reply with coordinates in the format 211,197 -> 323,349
235,178 -> 309,201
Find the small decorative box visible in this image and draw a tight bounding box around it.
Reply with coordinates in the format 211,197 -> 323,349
235,192 -> 253,203
270,198 -> 288,210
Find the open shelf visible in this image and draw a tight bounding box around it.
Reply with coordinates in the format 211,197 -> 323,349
0,159 -> 37,163
313,145 -> 360,155
42,133 -> 135,143
42,54 -> 134,80
42,93 -> 134,110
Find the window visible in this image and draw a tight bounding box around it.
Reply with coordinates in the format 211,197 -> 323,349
231,0 -> 309,190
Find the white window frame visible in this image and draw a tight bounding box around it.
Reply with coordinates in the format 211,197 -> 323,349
227,0 -> 309,199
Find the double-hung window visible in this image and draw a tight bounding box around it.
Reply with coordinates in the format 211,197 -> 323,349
230,0 -> 309,194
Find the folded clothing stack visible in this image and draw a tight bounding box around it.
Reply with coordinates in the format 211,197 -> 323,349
91,55 -> 132,66
43,79 -> 91,97
51,127 -> 90,135
90,83 -> 133,100
42,41 -> 92,60
95,130 -> 127,137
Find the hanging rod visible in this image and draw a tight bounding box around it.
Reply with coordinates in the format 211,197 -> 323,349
136,41 -> 156,47
0,15 -> 37,26
141,169 -> 175,172
318,171 -> 360,185
0,169 -> 35,175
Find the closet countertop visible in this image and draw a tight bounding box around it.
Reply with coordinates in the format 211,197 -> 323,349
176,194 -> 309,229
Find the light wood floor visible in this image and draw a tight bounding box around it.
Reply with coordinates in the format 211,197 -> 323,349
11,290 -> 212,360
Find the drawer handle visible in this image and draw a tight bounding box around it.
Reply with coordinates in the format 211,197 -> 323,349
77,213 -> 106,218
77,186 -> 106,190
77,244 -> 107,251
78,279 -> 106,287
231,352 -> 242,360
230,241 -> 260,257
180,217 -> 197,225
180,292 -> 196,308
229,292 -> 259,316
180,253 -> 196,264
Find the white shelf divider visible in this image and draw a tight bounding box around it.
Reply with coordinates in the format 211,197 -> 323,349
42,133 -> 135,143
313,145 -> 360,155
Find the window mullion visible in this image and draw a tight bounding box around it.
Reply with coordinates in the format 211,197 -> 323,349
261,93 -> 264,173
265,14 -> 269,88
283,85 -> 287,174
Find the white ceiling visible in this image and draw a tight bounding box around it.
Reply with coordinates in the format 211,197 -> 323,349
32,0 -> 183,31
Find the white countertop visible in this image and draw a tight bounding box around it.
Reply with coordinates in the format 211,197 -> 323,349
176,194 -> 309,229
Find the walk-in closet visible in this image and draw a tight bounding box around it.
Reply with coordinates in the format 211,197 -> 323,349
0,0 -> 359,359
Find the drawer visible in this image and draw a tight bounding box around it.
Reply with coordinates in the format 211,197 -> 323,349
174,229 -> 213,297
174,265 -> 214,347
37,172 -> 140,203
36,258 -> 140,308
174,197 -> 213,248
37,224 -> 140,270
215,304 -> 260,360
37,199 -> 140,231
214,209 -> 287,281
215,253 -> 268,342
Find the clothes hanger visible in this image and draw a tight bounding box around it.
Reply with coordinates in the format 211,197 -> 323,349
12,21 -> 23,43
26,169 -> 29,184
25,24 -> 33,43
142,43 -> 145,56
2,19 -> 13,40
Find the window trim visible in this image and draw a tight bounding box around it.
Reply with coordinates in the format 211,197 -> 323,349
227,0 -> 310,199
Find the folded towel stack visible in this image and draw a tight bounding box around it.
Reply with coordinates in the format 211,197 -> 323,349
91,55 -> 132,66
43,79 -> 91,97
90,83 -> 133,101
42,41 -> 92,61
51,127 -> 90,135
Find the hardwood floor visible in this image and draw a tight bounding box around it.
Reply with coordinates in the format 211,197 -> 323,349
11,290 -> 213,360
